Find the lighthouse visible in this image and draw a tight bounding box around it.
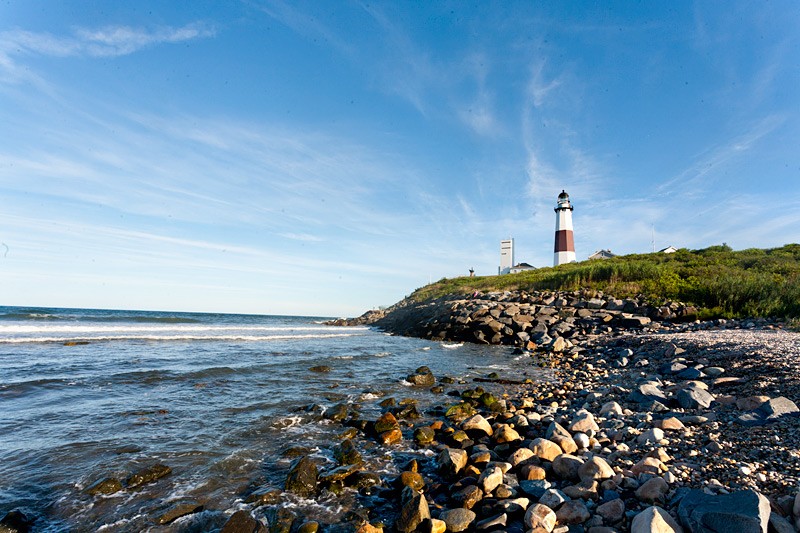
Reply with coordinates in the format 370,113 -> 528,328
554,190 -> 576,266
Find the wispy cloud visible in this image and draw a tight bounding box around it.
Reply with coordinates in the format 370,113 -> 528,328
655,114 -> 785,197
0,22 -> 214,87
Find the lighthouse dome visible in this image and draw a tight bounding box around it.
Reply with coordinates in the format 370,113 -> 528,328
558,190 -> 569,199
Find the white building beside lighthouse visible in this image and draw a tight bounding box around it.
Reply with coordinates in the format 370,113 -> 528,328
554,190 -> 576,266
499,238 -> 514,274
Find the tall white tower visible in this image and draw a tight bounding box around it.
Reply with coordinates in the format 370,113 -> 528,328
554,190 -> 576,266
499,238 -> 514,274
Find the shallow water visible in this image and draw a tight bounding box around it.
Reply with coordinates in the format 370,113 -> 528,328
0,306 -> 543,531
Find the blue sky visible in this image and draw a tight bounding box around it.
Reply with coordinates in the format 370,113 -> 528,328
1,1 -> 798,316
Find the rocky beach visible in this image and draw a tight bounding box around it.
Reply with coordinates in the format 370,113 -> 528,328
239,291 -> 799,533
3,296 -> 799,533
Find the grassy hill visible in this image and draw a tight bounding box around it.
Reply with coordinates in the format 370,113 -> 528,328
410,244 -> 800,320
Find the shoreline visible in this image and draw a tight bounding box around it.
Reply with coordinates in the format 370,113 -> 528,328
4,307 -> 798,532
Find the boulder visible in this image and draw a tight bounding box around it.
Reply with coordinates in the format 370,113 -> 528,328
452,484 -> 483,509
524,503 -> 557,532
578,456 -> 614,482
85,477 -> 123,496
334,439 -> 362,465
155,501 -> 204,525
221,510 -> 266,533
126,464 -> 171,488
757,397 -> 799,421
538,488 -> 568,510
374,412 -> 400,434
676,387 -> 715,410
555,500 -> 591,524
438,448 -> 468,476
462,414 -> 493,436
596,498 -> 625,523
569,410 -> 600,434
635,477 -> 668,503
478,465 -> 504,494
529,438 -> 562,461
494,424 -> 521,443
285,456 -> 318,497
631,506 -> 684,533
438,508 -> 475,532
396,486 -> 431,532
677,489 -> 770,533
552,454 -> 583,480
630,383 -> 668,404
407,373 -> 435,386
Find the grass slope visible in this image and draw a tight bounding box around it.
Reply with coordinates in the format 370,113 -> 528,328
410,244 -> 800,320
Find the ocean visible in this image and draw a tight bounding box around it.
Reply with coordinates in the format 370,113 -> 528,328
0,306 -> 542,532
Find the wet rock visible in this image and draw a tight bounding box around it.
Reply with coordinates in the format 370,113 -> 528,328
374,412 -> 400,434
308,365 -> 332,373
347,471 -> 382,489
266,508 -> 295,533
221,510 -> 266,533
155,500 -> 204,525
85,477 -> 123,496
0,510 -> 33,533
245,489 -> 282,506
399,471 -> 425,491
325,403 -> 348,421
396,486 -> 431,533
297,521 -> 319,533
631,505 -> 683,533
334,439 -> 363,465
525,503 -> 557,532
439,508 -> 475,532
677,489 -> 770,533
285,456 -> 318,497
414,426 -> 436,445
319,464 -> 361,484
407,373 -> 436,386
556,499 -> 591,524
379,429 -> 403,445
126,463 -> 171,488
438,447 -> 468,476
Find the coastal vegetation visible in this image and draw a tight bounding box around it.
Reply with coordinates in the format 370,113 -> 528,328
411,244 -> 800,320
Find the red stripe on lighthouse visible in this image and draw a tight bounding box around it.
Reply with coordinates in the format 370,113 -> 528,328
554,230 -> 574,253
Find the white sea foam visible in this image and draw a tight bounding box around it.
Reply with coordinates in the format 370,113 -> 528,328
442,343 -> 463,349
0,325 -> 367,334
0,333 -> 365,344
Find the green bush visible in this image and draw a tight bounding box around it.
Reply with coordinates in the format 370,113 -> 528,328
411,244 -> 800,319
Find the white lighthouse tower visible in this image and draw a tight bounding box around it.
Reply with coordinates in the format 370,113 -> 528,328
554,190 -> 576,266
